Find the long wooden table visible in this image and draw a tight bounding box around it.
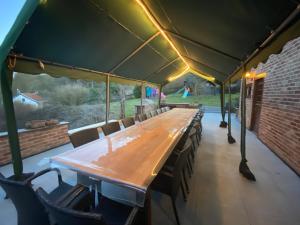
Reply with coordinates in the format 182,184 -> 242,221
51,108 -> 198,206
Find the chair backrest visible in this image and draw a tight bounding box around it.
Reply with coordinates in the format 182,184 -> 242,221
145,112 -> 152,119
101,121 -> 121,136
37,188 -> 104,225
172,139 -> 192,196
175,122 -> 194,150
156,108 -> 162,114
137,114 -> 143,122
121,117 -> 135,128
0,173 -> 50,225
137,114 -> 147,122
69,128 -> 99,148
150,110 -> 157,117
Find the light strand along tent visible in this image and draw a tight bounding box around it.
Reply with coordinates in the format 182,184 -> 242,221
1,0 -> 300,179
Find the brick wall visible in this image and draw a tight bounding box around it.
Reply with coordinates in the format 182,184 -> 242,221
0,123 -> 70,165
244,37 -> 300,175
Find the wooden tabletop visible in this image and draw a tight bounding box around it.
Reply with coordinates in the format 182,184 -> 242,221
51,108 -> 197,193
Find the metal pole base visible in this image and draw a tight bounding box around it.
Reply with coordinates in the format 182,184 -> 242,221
219,121 -> 228,128
227,134 -> 236,144
239,160 -> 256,181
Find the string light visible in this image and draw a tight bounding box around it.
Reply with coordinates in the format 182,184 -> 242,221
135,0 -> 188,66
190,68 -> 215,82
245,71 -> 267,79
167,65 -> 190,82
135,0 -> 217,83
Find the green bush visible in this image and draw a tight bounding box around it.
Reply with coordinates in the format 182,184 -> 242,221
50,84 -> 90,106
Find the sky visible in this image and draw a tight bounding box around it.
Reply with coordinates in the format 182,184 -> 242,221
0,0 -> 26,45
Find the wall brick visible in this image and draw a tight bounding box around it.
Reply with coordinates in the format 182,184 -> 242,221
0,123 -> 70,165
243,37 -> 300,175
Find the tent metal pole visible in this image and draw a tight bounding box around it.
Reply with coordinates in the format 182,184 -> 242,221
105,75 -> 110,124
140,82 -> 144,114
240,77 -> 246,160
143,57 -> 180,81
0,62 -> 23,177
219,83 -> 227,127
227,79 -> 236,143
163,29 -> 241,61
109,32 -> 160,73
158,85 -> 162,108
239,75 -> 256,181
182,55 -> 228,77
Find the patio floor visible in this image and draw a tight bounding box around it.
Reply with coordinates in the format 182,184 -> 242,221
0,113 -> 299,225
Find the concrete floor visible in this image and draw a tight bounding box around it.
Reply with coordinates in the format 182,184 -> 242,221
0,113 -> 299,225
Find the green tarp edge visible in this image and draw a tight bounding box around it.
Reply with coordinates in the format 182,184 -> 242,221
227,19 -> 300,83
13,57 -> 159,88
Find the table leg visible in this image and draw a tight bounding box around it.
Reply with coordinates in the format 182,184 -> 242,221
145,190 -> 152,225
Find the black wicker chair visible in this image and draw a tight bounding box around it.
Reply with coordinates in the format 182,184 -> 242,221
137,114 -> 147,122
37,187 -> 140,225
145,112 -> 152,119
151,141 -> 192,225
69,128 -> 99,148
121,117 -> 135,128
150,110 -> 157,117
101,121 -> 121,136
0,168 -> 86,225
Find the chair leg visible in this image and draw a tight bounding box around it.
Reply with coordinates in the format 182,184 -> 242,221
187,158 -> 194,174
171,197 -> 181,225
186,161 -> 192,177
182,171 -> 190,194
180,181 -> 187,202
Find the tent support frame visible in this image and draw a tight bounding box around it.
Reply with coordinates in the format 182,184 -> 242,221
183,55 -> 228,77
0,62 -> 23,178
109,32 -> 160,73
227,79 -> 236,143
105,75 -> 110,124
158,84 -> 162,107
164,29 -> 241,61
140,82 -> 144,114
219,83 -> 227,128
239,75 -> 256,181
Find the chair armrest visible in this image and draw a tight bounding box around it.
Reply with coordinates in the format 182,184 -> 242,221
159,170 -> 173,178
25,168 -> 63,185
124,207 -> 139,225
58,184 -> 92,210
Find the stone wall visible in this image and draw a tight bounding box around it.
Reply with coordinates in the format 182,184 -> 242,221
0,122 -> 70,165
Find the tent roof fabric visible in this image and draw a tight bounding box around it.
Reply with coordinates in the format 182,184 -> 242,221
2,0 -> 300,84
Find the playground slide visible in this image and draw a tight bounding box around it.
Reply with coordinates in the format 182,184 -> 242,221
175,87 -> 185,95
182,90 -> 189,98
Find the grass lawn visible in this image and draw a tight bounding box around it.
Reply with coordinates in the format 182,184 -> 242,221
109,93 -> 240,118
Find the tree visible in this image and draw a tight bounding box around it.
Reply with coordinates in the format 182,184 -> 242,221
133,85 -> 141,98
50,84 -> 90,106
118,84 -> 126,119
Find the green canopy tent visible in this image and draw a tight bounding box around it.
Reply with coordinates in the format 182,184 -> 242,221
1,0 -> 299,179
